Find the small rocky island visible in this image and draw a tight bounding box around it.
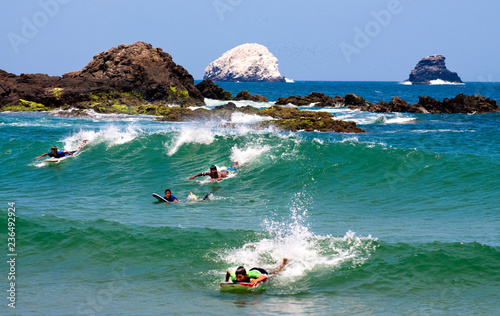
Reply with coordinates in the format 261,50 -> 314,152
404,55 -> 463,85
203,43 -> 287,82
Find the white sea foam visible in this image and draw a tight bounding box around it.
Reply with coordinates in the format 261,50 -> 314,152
340,136 -> 359,143
62,124 -> 144,150
413,129 -> 471,133
230,143 -> 271,166
51,108 -> 156,122
204,98 -> 272,109
312,138 -> 324,144
31,161 -> 48,168
366,114 -> 417,125
385,116 -> 417,124
229,112 -> 273,124
166,126 -> 215,156
334,111 -> 417,125
429,79 -> 465,85
400,79 -> 464,85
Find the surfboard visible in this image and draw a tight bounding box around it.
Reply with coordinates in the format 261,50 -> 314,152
152,193 -> 170,203
44,157 -> 69,163
219,282 -> 258,290
186,192 -> 211,202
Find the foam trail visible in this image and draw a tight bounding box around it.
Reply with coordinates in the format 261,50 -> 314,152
32,161 -> 48,168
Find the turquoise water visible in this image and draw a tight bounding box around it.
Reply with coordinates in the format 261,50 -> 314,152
1,82 -> 499,315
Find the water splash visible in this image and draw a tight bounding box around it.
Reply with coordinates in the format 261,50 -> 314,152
230,142 -> 271,166
166,126 -> 215,156
221,193 -> 377,282
62,124 -> 143,149
229,112 -> 273,124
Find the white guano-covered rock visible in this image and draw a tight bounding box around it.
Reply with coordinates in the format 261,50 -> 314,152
204,43 -> 286,82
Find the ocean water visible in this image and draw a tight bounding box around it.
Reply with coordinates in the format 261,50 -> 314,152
1,82 -> 499,315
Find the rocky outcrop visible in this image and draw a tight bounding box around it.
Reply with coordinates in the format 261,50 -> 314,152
195,79 -> 232,100
275,92 -> 338,107
347,94 -> 499,114
405,55 -> 463,84
0,41 -> 204,112
416,94 -> 498,114
233,90 -> 268,102
347,96 -> 416,113
257,106 -> 365,133
155,103 -> 365,133
204,43 -> 286,82
343,94 -> 367,107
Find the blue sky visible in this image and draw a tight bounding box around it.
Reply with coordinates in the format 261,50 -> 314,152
1,0 -> 499,81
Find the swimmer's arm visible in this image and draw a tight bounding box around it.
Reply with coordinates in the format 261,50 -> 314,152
250,274 -> 268,285
189,172 -> 206,180
36,153 -> 49,159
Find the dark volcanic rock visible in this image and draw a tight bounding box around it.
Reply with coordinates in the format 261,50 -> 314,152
344,93 -> 367,106
0,41 -> 204,112
214,102 -> 238,111
258,106 -> 365,133
67,41 -> 204,105
348,94 -> 499,114
348,96 -> 417,113
195,79 -> 232,100
406,55 -> 463,84
417,94 -> 499,114
233,90 -> 268,102
275,92 -> 336,107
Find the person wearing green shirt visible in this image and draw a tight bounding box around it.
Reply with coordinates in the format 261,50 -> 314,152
225,258 -> 288,285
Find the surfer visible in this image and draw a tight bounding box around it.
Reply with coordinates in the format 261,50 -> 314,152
189,162 -> 239,182
36,146 -> 76,159
36,140 -> 88,159
225,258 -> 288,285
163,189 -> 179,203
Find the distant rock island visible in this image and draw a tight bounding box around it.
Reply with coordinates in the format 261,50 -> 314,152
204,43 -> 287,82
404,55 -> 463,85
